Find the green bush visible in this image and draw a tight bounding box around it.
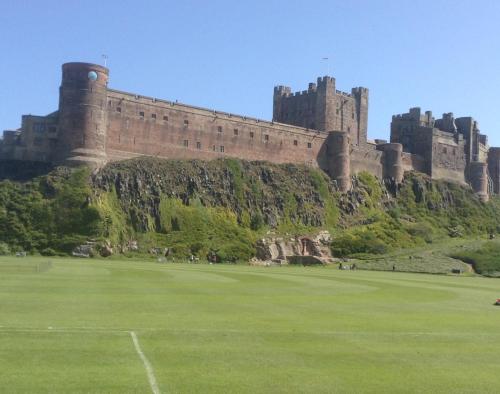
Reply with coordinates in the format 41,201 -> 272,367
407,222 -> 434,243
0,242 -> 10,255
250,212 -> 264,231
215,241 -> 255,263
40,247 -> 57,256
331,231 -> 389,257
451,242 -> 500,276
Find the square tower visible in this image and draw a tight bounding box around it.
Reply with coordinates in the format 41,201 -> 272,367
272,76 -> 369,146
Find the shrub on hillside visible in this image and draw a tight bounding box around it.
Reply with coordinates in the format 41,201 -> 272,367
0,242 -> 10,255
0,167 -> 101,255
215,241 -> 255,263
407,222 -> 435,243
331,232 -> 389,257
40,247 -> 57,256
451,242 -> 500,276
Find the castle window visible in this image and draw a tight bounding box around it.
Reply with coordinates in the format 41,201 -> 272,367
352,113 -> 355,119
347,127 -> 351,132
293,140 -> 298,146
250,132 -> 254,139
264,134 -> 269,142
307,142 -> 312,149
151,113 -> 156,120
33,123 -> 46,133
183,140 -> 189,147
184,119 -> 189,127
443,147 -> 447,154
139,111 -> 145,119
163,115 -> 168,122
220,146 -> 225,153
116,107 -> 121,113
336,109 -> 339,115
217,126 -> 223,133
196,142 -> 201,149
213,145 -> 216,151
234,128 -> 238,136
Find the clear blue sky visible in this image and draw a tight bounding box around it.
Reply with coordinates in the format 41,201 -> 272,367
1,0 -> 499,145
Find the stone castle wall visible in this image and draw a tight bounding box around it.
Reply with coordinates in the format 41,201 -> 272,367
105,89 -> 326,167
1,62 -> 498,200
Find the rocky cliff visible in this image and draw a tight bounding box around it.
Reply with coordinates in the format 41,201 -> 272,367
1,158 -> 499,262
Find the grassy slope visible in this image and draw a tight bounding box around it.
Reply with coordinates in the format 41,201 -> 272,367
1,256 -> 499,393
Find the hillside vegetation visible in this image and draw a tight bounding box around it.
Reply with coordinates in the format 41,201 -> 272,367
1,158 -> 500,265
450,242 -> 500,277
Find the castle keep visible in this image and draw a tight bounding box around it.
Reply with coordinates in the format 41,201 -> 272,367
1,62 -> 499,201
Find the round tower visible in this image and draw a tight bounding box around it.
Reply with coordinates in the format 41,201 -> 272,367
488,147 -> 500,195
56,62 -> 109,167
378,143 -> 404,183
327,130 -> 351,192
469,162 -> 489,202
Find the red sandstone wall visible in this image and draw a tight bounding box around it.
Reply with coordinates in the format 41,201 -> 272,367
105,90 -> 327,167
402,152 -> 426,173
350,147 -> 383,178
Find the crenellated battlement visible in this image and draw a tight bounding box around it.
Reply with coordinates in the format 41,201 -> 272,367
273,85 -> 292,96
272,75 -> 368,146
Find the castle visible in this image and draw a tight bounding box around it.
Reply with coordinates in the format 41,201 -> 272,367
1,62 -> 499,201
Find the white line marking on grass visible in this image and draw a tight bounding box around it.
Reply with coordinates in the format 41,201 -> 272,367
1,327 -> 500,338
130,331 -> 161,394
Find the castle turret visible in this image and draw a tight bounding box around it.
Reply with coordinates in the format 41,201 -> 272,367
316,76 -> 336,132
57,62 -> 109,166
272,85 -> 291,122
351,87 -> 369,146
327,130 -> 351,192
488,147 -> 500,195
469,161 -> 489,202
377,143 -> 404,183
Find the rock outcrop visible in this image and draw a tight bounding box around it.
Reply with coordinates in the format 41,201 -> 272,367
254,231 -> 334,265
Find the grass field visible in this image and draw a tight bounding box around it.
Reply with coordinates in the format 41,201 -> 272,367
1,256 -> 499,393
